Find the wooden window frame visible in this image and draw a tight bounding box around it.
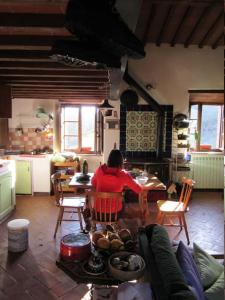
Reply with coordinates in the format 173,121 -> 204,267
189,102 -> 224,152
61,104 -> 102,154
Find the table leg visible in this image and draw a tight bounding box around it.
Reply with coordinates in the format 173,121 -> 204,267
139,191 -> 149,217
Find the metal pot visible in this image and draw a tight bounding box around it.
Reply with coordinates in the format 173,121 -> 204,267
60,233 -> 91,261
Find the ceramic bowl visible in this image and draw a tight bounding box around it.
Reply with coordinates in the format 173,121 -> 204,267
136,176 -> 148,185
108,251 -> 145,281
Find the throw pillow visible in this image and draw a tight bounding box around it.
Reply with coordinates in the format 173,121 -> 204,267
204,271 -> 224,300
176,241 -> 205,300
193,243 -> 224,289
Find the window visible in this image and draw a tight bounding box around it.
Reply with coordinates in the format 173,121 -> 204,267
189,103 -> 224,151
61,105 -> 103,153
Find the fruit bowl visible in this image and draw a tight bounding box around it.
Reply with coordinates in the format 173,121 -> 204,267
108,251 -> 145,281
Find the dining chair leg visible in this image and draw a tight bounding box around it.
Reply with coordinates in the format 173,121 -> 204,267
77,208 -> 84,231
178,215 -> 183,231
54,207 -> 64,238
182,214 -> 190,245
160,213 -> 166,225
59,207 -> 64,225
156,211 -> 162,223
91,220 -> 97,232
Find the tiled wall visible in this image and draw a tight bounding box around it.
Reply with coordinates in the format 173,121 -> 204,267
9,128 -> 53,153
120,104 -> 173,161
126,111 -> 158,151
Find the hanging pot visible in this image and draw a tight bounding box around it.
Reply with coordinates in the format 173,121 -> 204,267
120,89 -> 138,106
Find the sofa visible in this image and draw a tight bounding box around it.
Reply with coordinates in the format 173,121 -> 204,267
138,224 -> 224,300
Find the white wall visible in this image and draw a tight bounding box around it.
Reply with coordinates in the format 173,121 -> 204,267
129,44 -> 224,114
9,98 -> 57,128
103,100 -> 121,163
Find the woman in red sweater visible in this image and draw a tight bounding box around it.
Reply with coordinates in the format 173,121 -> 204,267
91,149 -> 142,215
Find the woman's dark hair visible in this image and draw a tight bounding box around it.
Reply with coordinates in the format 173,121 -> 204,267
107,149 -> 124,168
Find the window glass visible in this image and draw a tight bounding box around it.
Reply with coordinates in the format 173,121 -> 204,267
64,136 -> 78,150
64,107 -> 79,121
65,122 -> 78,135
190,104 -> 198,119
81,106 -> 95,151
201,105 -> 222,149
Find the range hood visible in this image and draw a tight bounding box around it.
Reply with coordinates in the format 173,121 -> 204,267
51,0 -> 145,70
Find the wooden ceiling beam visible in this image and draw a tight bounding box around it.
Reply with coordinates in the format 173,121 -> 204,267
156,4 -> 174,46
0,70 -> 108,77
1,77 -> 109,83
143,4 -> 156,45
0,2 -> 67,14
0,13 -> 65,27
171,5 -> 192,46
184,5 -> 212,47
0,58 -> 53,62
0,50 -> 50,59
135,0 -> 155,44
7,83 -> 108,87
0,61 -> 95,70
13,89 -> 106,93
12,92 -> 107,98
212,33 -> 224,49
0,45 -> 52,51
0,27 -> 70,36
145,0 -> 222,6
199,11 -> 223,48
12,95 -> 104,100
0,35 -> 69,46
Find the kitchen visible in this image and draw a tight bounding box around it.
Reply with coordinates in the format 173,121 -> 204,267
0,0 -> 224,299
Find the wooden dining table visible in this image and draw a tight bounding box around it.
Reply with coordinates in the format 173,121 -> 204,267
136,174 -> 166,215
69,172 -> 166,215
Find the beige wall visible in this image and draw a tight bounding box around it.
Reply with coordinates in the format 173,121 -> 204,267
9,98 -> 56,129
129,44 -> 224,115
8,44 -> 223,157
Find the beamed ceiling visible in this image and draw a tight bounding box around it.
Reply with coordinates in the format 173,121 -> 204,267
0,0 -> 224,102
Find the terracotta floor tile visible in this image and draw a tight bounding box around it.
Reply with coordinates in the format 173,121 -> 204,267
0,191 -> 223,299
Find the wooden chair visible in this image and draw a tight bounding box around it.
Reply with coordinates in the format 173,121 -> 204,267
87,191 -> 123,230
157,178 -> 195,244
51,173 -> 86,238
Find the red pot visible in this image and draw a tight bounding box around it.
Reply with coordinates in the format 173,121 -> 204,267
60,233 -> 91,261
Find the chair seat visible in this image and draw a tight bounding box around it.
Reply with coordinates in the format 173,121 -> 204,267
157,200 -> 185,212
60,196 -> 85,208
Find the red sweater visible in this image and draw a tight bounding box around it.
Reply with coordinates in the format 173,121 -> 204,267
91,164 -> 142,213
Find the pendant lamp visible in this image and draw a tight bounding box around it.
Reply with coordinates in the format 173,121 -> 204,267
99,99 -> 114,109
99,99 -> 114,117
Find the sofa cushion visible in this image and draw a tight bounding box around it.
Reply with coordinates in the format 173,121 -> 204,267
139,225 -> 196,300
193,243 -> 224,289
204,271 -> 224,300
176,241 -> 205,300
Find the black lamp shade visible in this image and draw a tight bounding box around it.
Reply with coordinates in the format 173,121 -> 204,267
99,99 -> 114,109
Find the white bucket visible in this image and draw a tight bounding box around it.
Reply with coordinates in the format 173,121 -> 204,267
7,219 -> 30,252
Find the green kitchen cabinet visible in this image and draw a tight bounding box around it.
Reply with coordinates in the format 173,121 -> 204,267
0,172 -> 14,221
16,160 -> 32,194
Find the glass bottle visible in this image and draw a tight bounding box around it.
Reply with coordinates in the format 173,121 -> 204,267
82,159 -> 88,175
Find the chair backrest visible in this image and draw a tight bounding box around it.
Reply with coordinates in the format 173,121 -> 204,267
51,172 -> 64,204
87,191 -> 122,223
179,178 -> 195,210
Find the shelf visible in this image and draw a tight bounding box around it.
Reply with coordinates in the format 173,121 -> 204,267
53,161 -> 76,167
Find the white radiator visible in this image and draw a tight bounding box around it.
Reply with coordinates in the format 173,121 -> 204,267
191,154 -> 224,189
